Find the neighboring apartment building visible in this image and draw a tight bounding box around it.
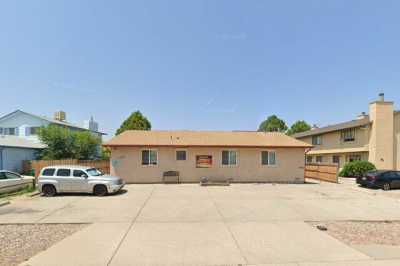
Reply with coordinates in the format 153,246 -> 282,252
104,130 -> 312,183
294,93 -> 400,170
0,110 -> 105,143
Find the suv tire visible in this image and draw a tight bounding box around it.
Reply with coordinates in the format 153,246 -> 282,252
93,185 -> 108,196
42,185 -> 56,197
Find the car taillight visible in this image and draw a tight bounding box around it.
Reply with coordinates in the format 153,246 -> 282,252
368,175 -> 376,181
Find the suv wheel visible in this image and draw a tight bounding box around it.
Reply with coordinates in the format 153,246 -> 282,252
383,182 -> 391,191
93,185 -> 108,196
42,185 -> 56,197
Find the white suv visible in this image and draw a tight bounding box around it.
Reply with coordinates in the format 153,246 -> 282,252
37,165 -> 125,196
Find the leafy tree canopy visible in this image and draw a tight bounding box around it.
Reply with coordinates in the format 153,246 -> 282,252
258,115 -> 288,132
116,111 -> 151,135
38,125 -> 101,160
287,120 -> 311,135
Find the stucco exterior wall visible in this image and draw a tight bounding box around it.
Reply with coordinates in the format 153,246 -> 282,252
394,113 -> 400,170
369,102 -> 394,170
110,146 -> 306,183
298,127 -> 370,151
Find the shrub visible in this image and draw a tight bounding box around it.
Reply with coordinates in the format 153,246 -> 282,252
339,161 -> 376,177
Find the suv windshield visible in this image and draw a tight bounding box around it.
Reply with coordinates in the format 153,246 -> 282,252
86,168 -> 104,176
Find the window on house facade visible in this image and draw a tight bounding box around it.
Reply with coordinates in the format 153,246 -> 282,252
28,127 -> 40,135
176,150 -> 187,161
142,150 -> 158,165
347,154 -> 361,162
3,127 -> 17,135
261,151 -> 276,165
312,135 -> 322,145
306,156 -> 313,163
332,155 -> 340,165
222,150 -> 237,166
316,156 -> 323,163
341,128 -> 355,142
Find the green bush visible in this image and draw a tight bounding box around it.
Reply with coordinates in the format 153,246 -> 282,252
339,161 -> 376,177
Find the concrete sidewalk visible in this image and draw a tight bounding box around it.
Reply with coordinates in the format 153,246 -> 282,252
5,183 -> 400,266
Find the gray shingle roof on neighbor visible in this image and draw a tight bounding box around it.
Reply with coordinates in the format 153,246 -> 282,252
292,116 -> 371,138
0,136 -> 46,149
0,110 -> 106,135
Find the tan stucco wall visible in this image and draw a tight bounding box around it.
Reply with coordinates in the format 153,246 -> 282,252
298,127 -> 369,151
110,146 -> 306,183
369,101 -> 394,170
394,112 -> 400,170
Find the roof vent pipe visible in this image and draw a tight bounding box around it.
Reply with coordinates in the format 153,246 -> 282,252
379,92 -> 385,102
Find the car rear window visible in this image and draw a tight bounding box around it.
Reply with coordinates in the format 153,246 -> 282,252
42,168 -> 55,176
56,169 -> 71,177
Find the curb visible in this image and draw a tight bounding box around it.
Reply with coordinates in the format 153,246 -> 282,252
0,201 -> 10,207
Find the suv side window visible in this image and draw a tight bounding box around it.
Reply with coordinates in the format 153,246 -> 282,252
73,170 -> 88,178
56,169 -> 71,177
42,168 -> 55,176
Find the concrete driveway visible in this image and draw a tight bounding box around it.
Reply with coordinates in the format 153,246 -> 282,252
2,181 -> 400,266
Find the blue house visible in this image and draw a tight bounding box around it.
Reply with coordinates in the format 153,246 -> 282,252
0,110 -> 106,172
0,136 -> 45,172
0,110 -> 105,143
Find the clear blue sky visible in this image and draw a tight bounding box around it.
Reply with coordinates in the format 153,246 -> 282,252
1,1 -> 399,139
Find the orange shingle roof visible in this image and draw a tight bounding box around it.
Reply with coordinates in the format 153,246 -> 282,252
104,130 -> 312,148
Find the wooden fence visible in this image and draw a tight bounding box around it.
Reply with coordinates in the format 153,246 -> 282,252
305,163 -> 339,183
23,159 -> 110,177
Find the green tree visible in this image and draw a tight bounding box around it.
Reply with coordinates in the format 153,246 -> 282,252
258,115 -> 288,132
287,120 -> 311,135
37,125 -> 76,159
73,131 -> 101,160
116,111 -> 151,135
38,125 -> 101,160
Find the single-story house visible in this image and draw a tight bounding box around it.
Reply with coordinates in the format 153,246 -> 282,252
104,130 -> 312,183
0,136 -> 46,173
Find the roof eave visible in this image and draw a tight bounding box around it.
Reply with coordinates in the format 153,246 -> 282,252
103,144 -> 313,148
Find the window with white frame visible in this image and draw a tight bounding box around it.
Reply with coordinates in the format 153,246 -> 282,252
261,151 -> 276,165
222,150 -> 237,166
142,149 -> 158,165
3,127 -> 17,135
306,156 -> 313,163
316,156 -> 323,163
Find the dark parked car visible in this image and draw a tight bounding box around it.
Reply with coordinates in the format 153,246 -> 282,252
356,170 -> 400,190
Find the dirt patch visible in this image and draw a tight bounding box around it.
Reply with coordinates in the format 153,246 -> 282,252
308,221 -> 400,246
0,223 -> 87,266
